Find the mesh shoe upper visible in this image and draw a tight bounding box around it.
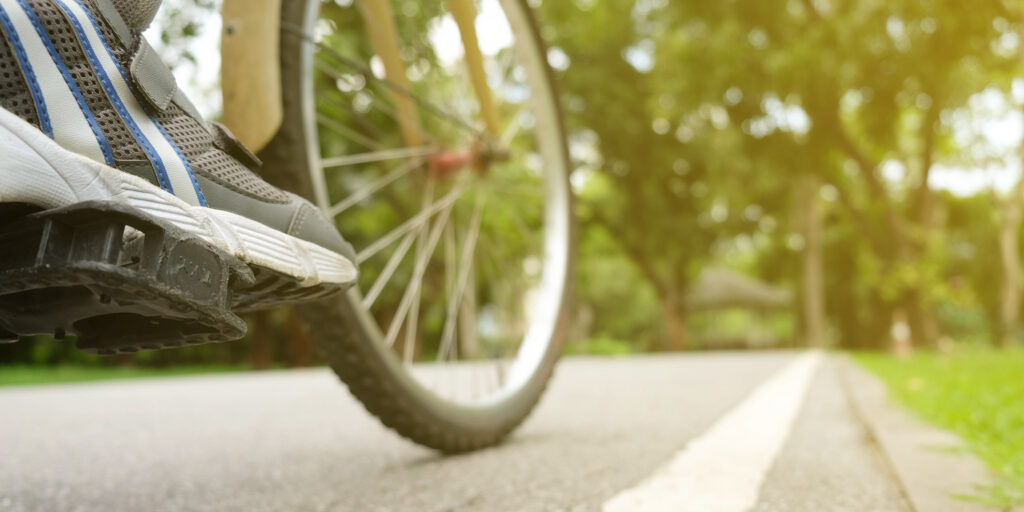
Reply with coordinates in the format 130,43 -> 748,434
0,30 -> 37,125
0,0 -> 356,263
109,0 -> 157,31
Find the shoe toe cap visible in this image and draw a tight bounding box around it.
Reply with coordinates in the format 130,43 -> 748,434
193,174 -> 357,266
287,199 -> 358,264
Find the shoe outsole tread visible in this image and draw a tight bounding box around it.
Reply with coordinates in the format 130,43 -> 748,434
0,201 -> 251,353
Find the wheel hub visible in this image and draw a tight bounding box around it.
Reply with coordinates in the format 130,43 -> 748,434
428,140 -> 510,179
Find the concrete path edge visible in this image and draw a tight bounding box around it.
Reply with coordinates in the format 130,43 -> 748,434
834,355 -> 1011,512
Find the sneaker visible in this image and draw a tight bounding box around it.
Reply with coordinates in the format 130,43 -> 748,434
0,0 -> 357,308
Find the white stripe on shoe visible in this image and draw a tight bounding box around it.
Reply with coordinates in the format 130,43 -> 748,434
56,0 -> 204,207
0,0 -> 107,163
602,351 -> 823,512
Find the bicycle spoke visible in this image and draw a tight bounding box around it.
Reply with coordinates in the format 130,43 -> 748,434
321,146 -> 435,169
441,220 -> 458,361
315,59 -> 371,95
383,196 -> 456,348
500,103 -> 528,147
317,59 -> 433,144
403,285 -> 421,363
318,114 -> 380,150
438,193 -> 486,362
284,23 -> 487,138
481,172 -> 546,196
327,159 -> 423,217
459,265 -> 478,359
402,181 -> 437,363
318,87 -> 387,141
356,184 -> 465,263
444,222 -> 457,308
361,228 -> 418,309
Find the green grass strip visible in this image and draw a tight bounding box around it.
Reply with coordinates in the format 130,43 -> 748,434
0,365 -> 249,387
855,349 -> 1024,507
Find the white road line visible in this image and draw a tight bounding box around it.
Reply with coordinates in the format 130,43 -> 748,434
602,351 -> 823,512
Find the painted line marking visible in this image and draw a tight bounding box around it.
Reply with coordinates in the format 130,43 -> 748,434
603,351 -> 823,512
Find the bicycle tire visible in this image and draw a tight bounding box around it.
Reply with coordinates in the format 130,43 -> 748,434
259,0 -> 574,453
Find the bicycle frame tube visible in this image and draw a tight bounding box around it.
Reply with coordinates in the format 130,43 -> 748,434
357,0 -> 500,143
355,0 -> 424,148
447,0 -> 501,137
220,0 -> 283,152
220,0 -> 501,151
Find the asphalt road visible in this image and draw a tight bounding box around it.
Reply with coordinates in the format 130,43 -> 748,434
0,352 -> 909,511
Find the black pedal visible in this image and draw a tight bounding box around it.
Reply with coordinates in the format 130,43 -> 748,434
233,266 -> 346,312
0,201 -> 255,354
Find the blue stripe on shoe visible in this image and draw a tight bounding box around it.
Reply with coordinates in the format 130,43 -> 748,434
12,0 -> 113,165
62,0 -> 206,207
64,0 -> 207,206
0,3 -> 51,137
151,120 -> 207,206
50,0 -> 175,193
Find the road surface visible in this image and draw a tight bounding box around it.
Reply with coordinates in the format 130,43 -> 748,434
0,352 -> 911,511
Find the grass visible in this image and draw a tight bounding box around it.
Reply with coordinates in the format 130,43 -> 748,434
0,365 -> 249,387
564,337 -> 636,356
855,349 -> 1024,507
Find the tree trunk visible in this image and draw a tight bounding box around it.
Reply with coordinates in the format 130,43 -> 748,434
799,175 -> 827,347
905,291 -> 939,349
998,177 -> 1024,348
249,312 -> 272,370
906,161 -> 940,349
285,310 -> 316,367
660,290 -> 689,351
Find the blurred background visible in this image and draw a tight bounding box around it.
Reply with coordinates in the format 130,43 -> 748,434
2,0 -> 1023,372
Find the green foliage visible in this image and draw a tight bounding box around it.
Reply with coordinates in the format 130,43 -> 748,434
857,349 -> 1024,507
564,337 -> 635,356
539,0 -> 1022,349
0,364 -> 250,387
575,225 -> 663,350
688,309 -> 795,349
311,2 -> 553,359
540,0 -> 799,349
5,0 -> 1024,371
151,0 -> 218,67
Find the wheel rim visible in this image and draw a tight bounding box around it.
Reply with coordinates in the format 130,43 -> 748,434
294,0 -> 571,407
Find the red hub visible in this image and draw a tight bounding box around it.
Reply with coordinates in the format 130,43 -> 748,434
428,140 -> 509,179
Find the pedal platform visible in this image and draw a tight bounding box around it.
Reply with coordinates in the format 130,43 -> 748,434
0,201 -> 255,354
233,266 -> 346,312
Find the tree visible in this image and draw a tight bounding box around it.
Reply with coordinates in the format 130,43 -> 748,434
799,176 -> 826,347
539,0 -> 793,350
998,174 -> 1024,346
996,29 -> 1024,347
541,0 -> 1019,348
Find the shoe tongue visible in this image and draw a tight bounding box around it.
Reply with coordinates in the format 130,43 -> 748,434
111,0 -> 162,32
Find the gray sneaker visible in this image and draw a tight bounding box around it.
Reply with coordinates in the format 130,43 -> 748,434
0,0 -> 357,306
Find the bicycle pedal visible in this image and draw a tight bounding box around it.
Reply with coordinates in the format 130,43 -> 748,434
233,266 -> 349,312
0,201 -> 255,354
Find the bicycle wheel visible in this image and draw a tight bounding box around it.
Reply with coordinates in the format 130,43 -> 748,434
259,0 -> 574,452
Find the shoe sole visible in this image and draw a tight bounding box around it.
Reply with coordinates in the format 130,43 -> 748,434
0,201 -> 253,353
0,108 -> 357,292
